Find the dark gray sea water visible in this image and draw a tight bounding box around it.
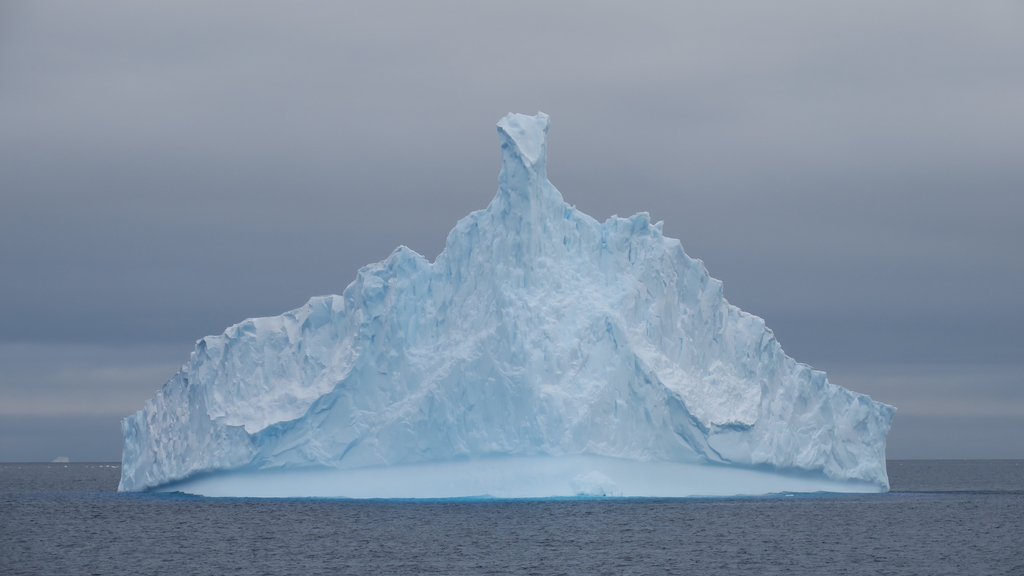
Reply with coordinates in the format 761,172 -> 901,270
2,461 -> 1022,575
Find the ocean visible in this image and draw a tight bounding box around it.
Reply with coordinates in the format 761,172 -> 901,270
2,461 -> 1022,575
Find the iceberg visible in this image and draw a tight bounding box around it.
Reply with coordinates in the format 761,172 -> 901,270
119,112 -> 895,497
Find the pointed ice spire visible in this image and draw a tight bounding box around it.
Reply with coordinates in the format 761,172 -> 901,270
493,112 -> 564,222
498,112 -> 549,172
486,112 -> 570,281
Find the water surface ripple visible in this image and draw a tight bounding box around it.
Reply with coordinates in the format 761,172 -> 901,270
2,461 -> 1021,575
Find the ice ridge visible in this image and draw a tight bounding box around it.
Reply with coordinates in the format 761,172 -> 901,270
119,112 -> 895,496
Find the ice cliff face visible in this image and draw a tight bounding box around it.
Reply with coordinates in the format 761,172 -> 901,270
119,112 -> 895,494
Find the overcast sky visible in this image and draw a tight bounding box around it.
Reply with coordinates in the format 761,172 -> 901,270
1,1 -> 1022,461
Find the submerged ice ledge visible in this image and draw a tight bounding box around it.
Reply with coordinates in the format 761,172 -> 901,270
120,112 -> 894,497
158,456 -> 882,499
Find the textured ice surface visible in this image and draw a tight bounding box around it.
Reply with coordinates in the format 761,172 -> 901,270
120,112 -> 895,496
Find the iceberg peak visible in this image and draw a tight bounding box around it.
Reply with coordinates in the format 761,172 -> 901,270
497,111 -> 549,166
492,112 -> 565,235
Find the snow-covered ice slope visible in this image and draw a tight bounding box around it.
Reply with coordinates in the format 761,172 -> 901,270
119,113 -> 895,496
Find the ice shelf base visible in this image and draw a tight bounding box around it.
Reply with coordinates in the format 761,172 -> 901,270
158,456 -> 883,499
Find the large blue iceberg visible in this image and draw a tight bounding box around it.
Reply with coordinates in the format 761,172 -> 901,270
119,113 -> 895,497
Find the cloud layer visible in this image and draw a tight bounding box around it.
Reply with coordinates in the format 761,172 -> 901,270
1,1 -> 1021,459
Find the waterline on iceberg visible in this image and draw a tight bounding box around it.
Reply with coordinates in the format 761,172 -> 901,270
156,455 -> 883,499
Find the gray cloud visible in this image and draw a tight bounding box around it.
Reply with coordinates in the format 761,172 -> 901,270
1,1 -> 1021,459
0,343 -> 185,416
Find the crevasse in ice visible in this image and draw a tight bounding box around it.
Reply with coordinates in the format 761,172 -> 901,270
119,113 -> 895,497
